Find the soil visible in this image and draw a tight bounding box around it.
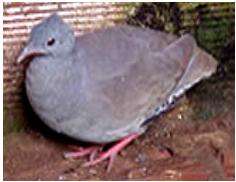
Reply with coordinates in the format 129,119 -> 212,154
4,79 -> 235,180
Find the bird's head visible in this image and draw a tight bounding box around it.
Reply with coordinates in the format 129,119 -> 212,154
17,13 -> 76,63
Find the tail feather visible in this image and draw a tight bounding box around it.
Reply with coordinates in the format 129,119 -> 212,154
168,46 -> 218,102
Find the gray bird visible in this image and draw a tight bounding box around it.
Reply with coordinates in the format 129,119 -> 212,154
17,13 -> 217,169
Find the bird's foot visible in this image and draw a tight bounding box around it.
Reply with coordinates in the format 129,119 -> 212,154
64,133 -> 140,172
64,146 -> 101,161
84,133 -> 140,172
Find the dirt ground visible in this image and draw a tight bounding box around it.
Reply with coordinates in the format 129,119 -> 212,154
3,78 -> 235,180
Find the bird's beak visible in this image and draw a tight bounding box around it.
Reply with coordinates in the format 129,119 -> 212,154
17,45 -> 47,64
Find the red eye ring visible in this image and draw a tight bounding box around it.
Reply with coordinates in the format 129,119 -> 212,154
47,38 -> 55,46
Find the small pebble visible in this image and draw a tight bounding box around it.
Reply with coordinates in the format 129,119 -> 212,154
88,168 -> 97,175
140,167 -> 148,176
127,171 -> 133,179
58,175 -> 65,180
135,153 -> 147,163
165,169 -> 181,179
177,113 -> 182,120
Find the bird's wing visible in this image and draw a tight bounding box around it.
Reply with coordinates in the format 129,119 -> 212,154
70,26 -> 216,142
75,25 -> 177,81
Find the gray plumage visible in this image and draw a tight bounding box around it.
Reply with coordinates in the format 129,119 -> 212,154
17,14 -> 217,143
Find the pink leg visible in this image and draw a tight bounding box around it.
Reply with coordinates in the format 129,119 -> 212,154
64,133 -> 140,171
84,133 -> 140,171
64,133 -> 172,171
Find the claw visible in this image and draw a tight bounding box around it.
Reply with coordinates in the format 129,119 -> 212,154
84,133 -> 140,171
64,146 -> 99,158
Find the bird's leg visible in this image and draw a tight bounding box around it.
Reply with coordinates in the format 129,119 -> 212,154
64,133 -> 171,172
63,133 -> 140,171
84,133 -> 140,171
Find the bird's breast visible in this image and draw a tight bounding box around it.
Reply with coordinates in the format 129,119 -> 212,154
25,58 -> 82,123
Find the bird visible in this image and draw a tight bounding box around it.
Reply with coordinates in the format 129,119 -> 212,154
17,13 -> 217,171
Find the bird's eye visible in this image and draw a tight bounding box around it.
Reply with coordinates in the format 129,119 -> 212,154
47,38 -> 55,46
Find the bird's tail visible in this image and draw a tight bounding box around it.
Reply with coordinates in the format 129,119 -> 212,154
168,41 -> 218,102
